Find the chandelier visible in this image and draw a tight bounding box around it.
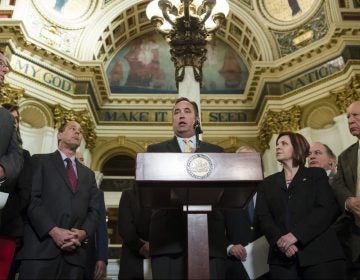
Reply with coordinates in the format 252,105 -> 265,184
146,0 -> 229,87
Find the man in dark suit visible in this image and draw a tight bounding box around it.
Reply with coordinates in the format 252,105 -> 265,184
308,142 -> 337,185
75,152 -> 108,280
225,195 -> 261,280
118,188 -> 151,279
84,190 -> 108,280
0,104 -> 31,280
0,51 -> 23,188
224,146 -> 268,280
146,97 -> 227,279
0,106 -> 21,185
333,100 -> 360,279
17,120 -> 100,279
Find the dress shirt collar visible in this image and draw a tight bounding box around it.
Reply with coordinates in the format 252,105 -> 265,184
58,150 -> 76,165
176,135 -> 196,152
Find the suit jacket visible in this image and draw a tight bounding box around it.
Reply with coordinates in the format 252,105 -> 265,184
224,197 -> 263,279
17,151 -> 100,267
328,171 -> 336,187
84,190 -> 108,279
333,141 -> 360,261
225,197 -> 261,248
256,166 -> 344,267
0,149 -> 31,237
118,188 -> 151,279
147,136 -> 227,258
0,107 -> 23,188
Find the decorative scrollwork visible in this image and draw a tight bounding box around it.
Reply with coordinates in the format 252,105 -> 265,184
273,7 -> 328,57
169,15 -> 208,87
332,74 -> 360,114
0,83 -> 24,105
53,104 -> 97,150
259,106 -> 302,150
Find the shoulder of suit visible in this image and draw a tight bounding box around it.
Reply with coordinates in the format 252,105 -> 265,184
306,166 -> 327,177
200,141 -> 223,151
147,138 -> 174,150
31,151 -> 62,163
339,141 -> 358,158
263,171 -> 282,181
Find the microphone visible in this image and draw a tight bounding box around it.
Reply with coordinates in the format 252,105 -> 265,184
193,120 -> 203,134
193,120 -> 203,151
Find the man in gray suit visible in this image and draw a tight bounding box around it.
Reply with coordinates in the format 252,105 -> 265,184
333,100 -> 360,279
17,120 -> 100,279
0,50 -> 23,187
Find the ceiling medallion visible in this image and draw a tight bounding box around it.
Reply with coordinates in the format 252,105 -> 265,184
32,0 -> 97,28
258,0 -> 322,28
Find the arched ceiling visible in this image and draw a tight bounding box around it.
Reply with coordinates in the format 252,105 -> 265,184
0,0 -> 360,145
78,0 -> 277,67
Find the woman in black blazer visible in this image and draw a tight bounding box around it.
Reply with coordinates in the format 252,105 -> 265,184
256,131 -> 345,279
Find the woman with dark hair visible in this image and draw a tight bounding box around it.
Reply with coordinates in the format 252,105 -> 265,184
256,131 -> 345,279
0,103 -> 31,279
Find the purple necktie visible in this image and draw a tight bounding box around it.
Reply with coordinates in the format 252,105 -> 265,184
65,158 -> 77,192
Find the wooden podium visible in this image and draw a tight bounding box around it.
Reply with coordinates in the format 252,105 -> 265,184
136,152 -> 263,279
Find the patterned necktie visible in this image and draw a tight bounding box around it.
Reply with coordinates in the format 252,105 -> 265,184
183,139 -> 193,153
65,158 -> 77,192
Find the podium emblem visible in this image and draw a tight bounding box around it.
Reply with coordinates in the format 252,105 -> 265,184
186,154 -> 213,179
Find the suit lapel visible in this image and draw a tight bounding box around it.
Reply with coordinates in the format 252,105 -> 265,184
347,143 -> 358,191
289,166 -> 306,189
278,171 -> 287,190
76,161 -> 86,192
280,166 -> 306,190
168,136 -> 182,152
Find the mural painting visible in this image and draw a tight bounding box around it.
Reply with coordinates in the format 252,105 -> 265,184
106,32 -> 248,94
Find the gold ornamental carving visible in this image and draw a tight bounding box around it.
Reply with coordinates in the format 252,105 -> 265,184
332,75 -> 360,114
259,106 -> 301,150
53,104 -> 97,150
0,83 -> 24,105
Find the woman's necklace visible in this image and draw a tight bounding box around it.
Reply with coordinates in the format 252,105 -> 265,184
285,167 -> 298,185
285,177 -> 293,183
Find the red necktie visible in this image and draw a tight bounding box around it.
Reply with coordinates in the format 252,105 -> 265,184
65,158 -> 77,192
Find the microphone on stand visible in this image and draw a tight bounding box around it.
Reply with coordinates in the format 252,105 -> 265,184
193,120 -> 203,151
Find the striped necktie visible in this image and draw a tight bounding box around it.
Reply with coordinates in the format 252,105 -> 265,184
183,139 -> 193,153
65,158 -> 77,192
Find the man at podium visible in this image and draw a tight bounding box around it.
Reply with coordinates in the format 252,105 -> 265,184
147,97 -> 227,279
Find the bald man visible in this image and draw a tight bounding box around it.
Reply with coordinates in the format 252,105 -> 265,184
308,142 -> 337,185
